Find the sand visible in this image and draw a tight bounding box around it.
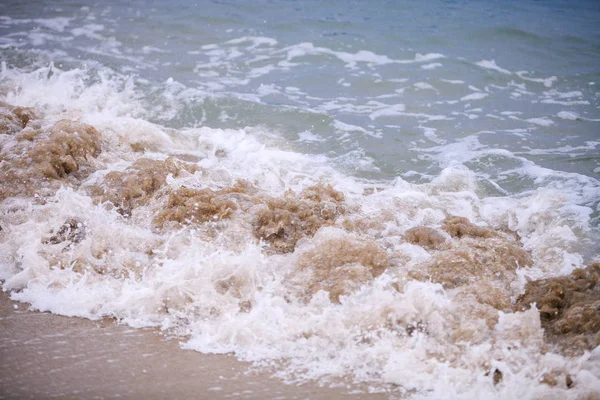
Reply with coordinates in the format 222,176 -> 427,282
0,293 -> 388,400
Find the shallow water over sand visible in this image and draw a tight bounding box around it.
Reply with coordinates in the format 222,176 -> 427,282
0,293 -> 385,400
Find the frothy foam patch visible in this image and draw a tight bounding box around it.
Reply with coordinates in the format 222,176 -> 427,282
516,71 -> 557,88
557,111 -> 580,120
460,92 -> 488,101
413,82 -> 437,91
281,43 -> 444,69
421,62 -> 443,70
297,130 -> 326,142
526,117 -> 554,127
369,103 -> 407,120
475,59 -> 512,75
0,16 -> 72,32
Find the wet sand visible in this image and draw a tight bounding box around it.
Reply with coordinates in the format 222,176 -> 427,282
0,293 -> 388,400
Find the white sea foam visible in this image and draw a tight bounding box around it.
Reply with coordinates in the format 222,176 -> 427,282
460,92 -> 488,101
1,38 -> 599,400
71,23 -> 104,39
475,60 -> 512,75
526,117 -> 554,127
542,99 -> 590,106
225,36 -> 278,48
413,53 -> 445,63
421,62 -> 443,70
422,126 -> 445,144
413,82 -> 437,91
297,130 -> 326,142
557,111 -> 579,120
440,79 -> 465,84
518,141 -> 600,157
332,120 -> 368,134
556,111 -> 600,122
283,42 -> 396,68
368,103 -> 407,120
516,71 -> 557,88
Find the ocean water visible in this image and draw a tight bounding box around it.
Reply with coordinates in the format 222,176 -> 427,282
1,0 -> 599,398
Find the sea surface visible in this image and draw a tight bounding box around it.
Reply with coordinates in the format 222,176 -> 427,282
1,1 -> 599,399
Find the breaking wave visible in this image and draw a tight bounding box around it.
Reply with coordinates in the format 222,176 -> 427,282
1,60 -> 599,400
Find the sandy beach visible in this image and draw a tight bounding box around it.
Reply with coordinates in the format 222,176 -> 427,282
0,293 -> 387,400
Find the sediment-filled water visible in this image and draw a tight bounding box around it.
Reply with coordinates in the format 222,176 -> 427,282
1,1 -> 599,398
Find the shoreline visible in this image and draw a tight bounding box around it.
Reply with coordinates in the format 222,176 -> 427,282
0,292 -> 388,400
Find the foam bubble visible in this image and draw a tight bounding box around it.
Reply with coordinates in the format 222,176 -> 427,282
516,71 -> 557,88
475,59 -> 512,75
421,62 -> 443,70
369,103 -> 406,120
460,92 -> 488,101
526,117 -> 554,127
557,111 -> 579,120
